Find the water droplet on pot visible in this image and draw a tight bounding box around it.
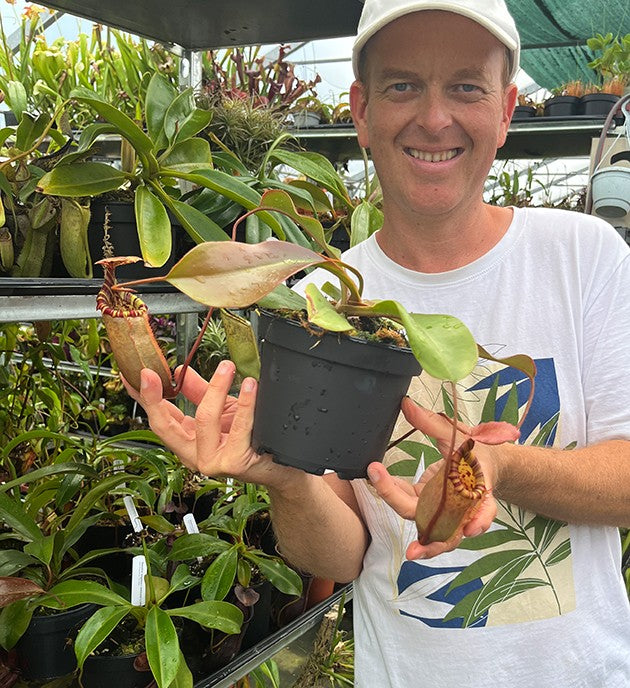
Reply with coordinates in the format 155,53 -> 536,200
318,407 -> 328,413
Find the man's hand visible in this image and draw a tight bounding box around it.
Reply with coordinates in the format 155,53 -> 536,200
368,397 -> 498,560
124,360 -> 298,488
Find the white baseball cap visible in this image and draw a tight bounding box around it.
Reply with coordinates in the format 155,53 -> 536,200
352,0 -> 521,82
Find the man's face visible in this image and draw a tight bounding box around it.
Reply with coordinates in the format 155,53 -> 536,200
350,11 -> 517,222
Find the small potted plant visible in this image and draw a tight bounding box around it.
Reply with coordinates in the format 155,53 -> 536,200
543,80 -> 584,117
97,189 -> 535,481
511,93 -> 538,120
291,96 -> 331,128
582,32 -> 630,116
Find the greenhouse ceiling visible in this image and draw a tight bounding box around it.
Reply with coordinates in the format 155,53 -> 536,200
38,0 -> 629,90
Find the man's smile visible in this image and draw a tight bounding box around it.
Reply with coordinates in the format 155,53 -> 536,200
405,147 -> 462,162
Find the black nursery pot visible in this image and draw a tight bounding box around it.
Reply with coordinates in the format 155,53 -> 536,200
81,652 -> 152,688
88,200 -> 186,280
543,95 -> 580,117
511,105 -> 536,120
579,93 -> 619,116
251,312 -> 422,480
17,603 -> 95,680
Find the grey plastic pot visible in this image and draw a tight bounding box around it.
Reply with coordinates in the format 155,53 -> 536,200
590,166 -> 630,219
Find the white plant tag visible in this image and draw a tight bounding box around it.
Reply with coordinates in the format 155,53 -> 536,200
131,555 -> 147,606
183,514 -> 203,563
123,495 -> 143,533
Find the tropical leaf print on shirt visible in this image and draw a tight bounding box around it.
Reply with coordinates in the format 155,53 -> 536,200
391,356 -> 576,628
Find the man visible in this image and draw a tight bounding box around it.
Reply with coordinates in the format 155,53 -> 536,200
131,0 -> 630,685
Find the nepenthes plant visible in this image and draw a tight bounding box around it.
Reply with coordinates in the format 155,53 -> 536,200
96,188 -> 536,545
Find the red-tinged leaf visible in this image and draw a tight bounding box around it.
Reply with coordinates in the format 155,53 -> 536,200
163,241 -> 323,308
468,421 -> 521,445
0,577 -> 44,608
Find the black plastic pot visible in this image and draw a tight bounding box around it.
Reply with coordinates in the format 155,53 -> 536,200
543,95 -> 580,117
16,603 -> 96,680
82,652 -> 152,688
88,200 -> 188,280
579,93 -> 619,116
511,105 -> 536,120
252,311 -> 422,479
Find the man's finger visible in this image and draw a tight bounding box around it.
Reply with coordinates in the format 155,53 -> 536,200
195,360 -> 237,451
367,462 -> 417,519
401,398 -> 464,441
174,365 -> 210,406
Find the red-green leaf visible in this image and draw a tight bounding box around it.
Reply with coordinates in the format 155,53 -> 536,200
162,241 -> 322,308
0,577 -> 44,608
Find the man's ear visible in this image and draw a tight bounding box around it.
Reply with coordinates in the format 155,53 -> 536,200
350,80 -> 370,149
497,83 -> 518,149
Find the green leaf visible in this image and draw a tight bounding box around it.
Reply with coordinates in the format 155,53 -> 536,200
0,550 -> 39,577
167,533 -> 231,561
169,650 -> 194,688
0,600 -> 33,649
161,241 -> 322,309
16,113 -> 49,152
168,565 -> 199,595
24,533 -> 55,566
166,198 -> 230,243
41,580 -> 129,609
167,600 -> 243,634
0,460 -> 95,494
257,284 -> 307,311
173,109 -> 213,144
38,162 -> 127,197
146,606 -> 180,688
244,553 -> 303,596
70,86 -> 156,166
135,184 -> 172,267
220,309 -> 261,380
163,88 -> 195,144
447,549 -> 532,593
160,138 -> 212,172
5,81 -> 27,120
270,150 -> 352,209
350,200 -> 383,248
145,74 -> 177,149
74,606 -> 130,668
304,283 -> 353,332
0,492 -> 42,542
499,382 -> 519,426
201,547 -> 238,602
387,459 -> 421,477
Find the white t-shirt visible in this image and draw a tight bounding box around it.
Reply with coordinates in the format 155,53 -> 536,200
303,207 -> 630,687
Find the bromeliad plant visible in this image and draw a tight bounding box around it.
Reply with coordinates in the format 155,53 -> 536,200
97,188 -> 536,545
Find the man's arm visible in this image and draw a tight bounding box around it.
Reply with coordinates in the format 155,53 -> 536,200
490,439 -> 630,526
269,472 -> 369,582
130,362 -> 369,582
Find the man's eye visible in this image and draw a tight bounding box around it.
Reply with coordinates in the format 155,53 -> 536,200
392,82 -> 410,92
458,84 -> 481,93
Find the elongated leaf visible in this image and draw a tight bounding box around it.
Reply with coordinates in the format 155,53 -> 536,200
167,198 -> 230,243
163,88 -> 195,143
0,577 -> 45,608
135,185 -> 171,267
220,309 -> 261,380
458,527 -> 527,551
168,565 -> 199,595
257,284 -> 307,311
447,549 -> 532,593
0,599 -> 33,649
167,533 -> 231,561
244,554 -> 303,596
38,162 -> 127,197
146,73 -> 179,148
258,190 -> 329,250
161,241 -> 323,308
170,651 -> 194,688
24,533 -> 54,566
270,150 -> 352,208
74,606 -> 130,668
174,109 -> 213,144
0,460 -> 95,494
201,547 -> 238,602
0,493 -> 42,542
145,606 -> 180,688
41,580 -> 129,609
287,179 -> 334,213
70,86 -> 156,164
167,600 -> 243,634
545,539 -> 571,566
65,473 -> 133,536
5,80 -> 27,119
16,112 -> 48,152
304,283 -> 353,332
350,200 -> 383,248
160,138 -> 212,172
0,550 -> 39,577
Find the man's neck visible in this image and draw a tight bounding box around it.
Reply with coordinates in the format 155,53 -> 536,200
375,204 -> 514,273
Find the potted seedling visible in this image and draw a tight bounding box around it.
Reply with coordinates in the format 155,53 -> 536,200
582,32 -> 630,116
543,81 -> 584,117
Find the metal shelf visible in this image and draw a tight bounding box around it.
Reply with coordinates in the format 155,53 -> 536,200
38,0 -> 362,51
291,117 -> 620,162
193,584 -> 352,688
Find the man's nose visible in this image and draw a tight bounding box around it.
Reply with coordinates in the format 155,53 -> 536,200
414,94 -> 453,133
